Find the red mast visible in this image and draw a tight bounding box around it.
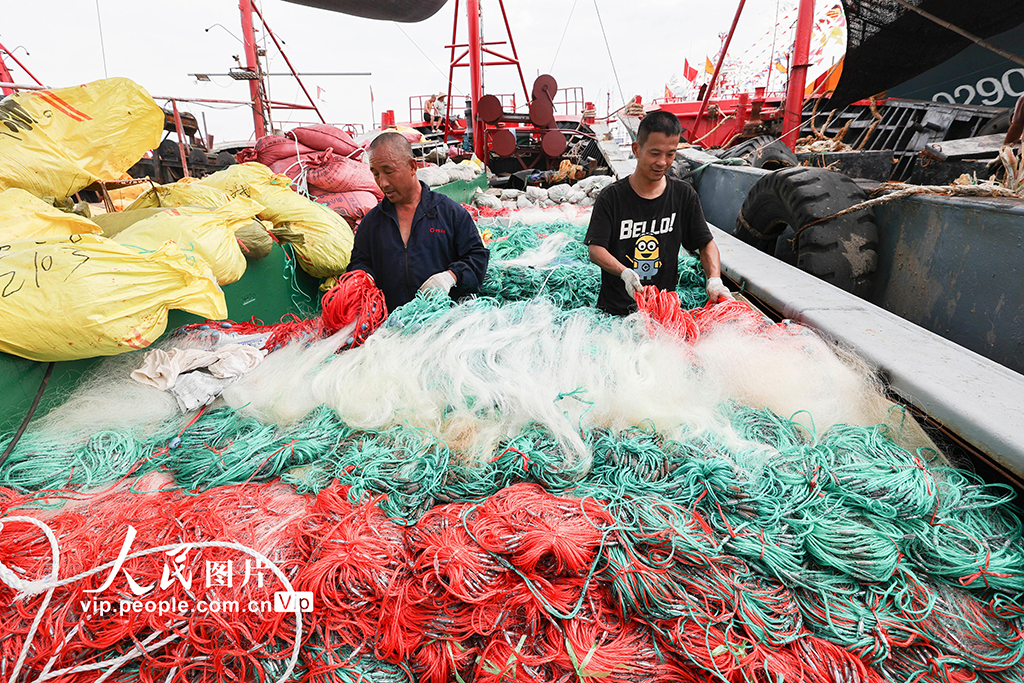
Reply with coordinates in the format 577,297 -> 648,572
694,0 -> 747,137
239,0 -> 268,139
466,0 -> 486,161
781,0 -> 815,150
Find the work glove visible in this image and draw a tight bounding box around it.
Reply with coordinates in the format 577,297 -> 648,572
620,268 -> 642,297
420,270 -> 456,294
706,276 -> 734,304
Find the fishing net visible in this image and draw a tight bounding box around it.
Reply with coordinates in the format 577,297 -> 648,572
1,213 -> 1022,683
477,218 -> 708,310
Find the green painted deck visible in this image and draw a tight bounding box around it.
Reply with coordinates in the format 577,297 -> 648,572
0,243 -> 321,433
432,172 -> 488,205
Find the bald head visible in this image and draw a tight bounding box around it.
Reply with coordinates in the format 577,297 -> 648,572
368,131 -> 414,162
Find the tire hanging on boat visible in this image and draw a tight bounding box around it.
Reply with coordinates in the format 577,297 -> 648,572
735,166 -> 879,297
723,135 -> 798,170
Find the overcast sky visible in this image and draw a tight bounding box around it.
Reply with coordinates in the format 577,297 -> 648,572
4,0 -> 793,143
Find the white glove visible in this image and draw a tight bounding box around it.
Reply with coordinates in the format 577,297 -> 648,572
419,270 -> 456,294
620,268 -> 642,297
706,276 -> 734,303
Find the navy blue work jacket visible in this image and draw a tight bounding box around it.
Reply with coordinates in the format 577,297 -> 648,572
347,181 -> 489,312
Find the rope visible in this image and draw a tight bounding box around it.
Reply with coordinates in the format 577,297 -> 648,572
0,362 -> 53,470
549,0 -> 581,72
593,0 -> 627,113
692,115 -> 736,145
795,181 -> 1022,235
0,208 -> 1022,682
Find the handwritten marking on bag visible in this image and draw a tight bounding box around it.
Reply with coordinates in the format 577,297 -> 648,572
0,99 -> 36,139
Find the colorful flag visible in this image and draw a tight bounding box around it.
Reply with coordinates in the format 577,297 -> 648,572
806,58 -> 844,96
665,84 -> 673,99
705,57 -> 715,75
684,59 -> 698,82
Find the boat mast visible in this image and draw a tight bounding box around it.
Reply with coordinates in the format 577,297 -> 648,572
694,0 -> 747,139
781,0 -> 814,150
240,0 -> 268,139
467,0 -> 486,161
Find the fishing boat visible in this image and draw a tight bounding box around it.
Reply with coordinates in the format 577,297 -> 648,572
1,2 -> 1023,682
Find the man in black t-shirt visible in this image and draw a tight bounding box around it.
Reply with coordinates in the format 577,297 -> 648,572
585,110 -> 733,316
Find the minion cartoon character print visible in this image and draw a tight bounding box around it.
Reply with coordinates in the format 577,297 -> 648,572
629,235 -> 661,281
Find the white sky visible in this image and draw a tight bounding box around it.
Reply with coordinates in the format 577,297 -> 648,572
3,0 -> 794,143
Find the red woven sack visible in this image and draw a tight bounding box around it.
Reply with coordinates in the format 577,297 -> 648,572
288,125 -> 362,158
254,134 -> 315,165
313,190 -> 380,226
268,149 -> 344,182
307,154 -> 383,198
235,147 -> 258,163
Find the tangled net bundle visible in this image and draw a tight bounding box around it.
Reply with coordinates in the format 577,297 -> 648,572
0,220 -> 1022,683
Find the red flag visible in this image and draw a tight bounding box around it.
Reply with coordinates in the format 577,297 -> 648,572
684,59 -> 698,82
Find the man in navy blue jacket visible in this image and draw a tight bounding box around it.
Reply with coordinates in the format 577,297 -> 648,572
347,132 -> 489,312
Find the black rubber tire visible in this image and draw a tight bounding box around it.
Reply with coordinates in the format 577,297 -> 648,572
747,140 -> 798,170
667,158 -> 696,187
735,166 -> 879,297
723,135 -> 797,169
723,135 -> 773,158
773,226 -> 799,267
979,110 -> 1012,137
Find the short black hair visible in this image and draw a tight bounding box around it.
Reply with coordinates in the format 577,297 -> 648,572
368,131 -> 414,161
637,110 -> 681,145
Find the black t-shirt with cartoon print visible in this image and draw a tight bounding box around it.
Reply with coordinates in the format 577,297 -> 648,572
585,176 -> 713,316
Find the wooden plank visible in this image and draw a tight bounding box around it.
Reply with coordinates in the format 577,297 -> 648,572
923,133 -> 1006,160
590,122 -> 636,179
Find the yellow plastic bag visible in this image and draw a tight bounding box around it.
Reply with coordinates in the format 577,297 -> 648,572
200,162 -> 355,278
0,77 -> 163,199
108,181 -> 154,212
113,197 -> 263,285
0,188 -> 101,240
92,208 -> 168,238
0,234 -> 226,362
127,178 -> 234,211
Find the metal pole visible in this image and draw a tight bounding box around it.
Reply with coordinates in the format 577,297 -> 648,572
171,99 -> 191,178
781,0 -> 814,150
496,0 -> 531,107
0,41 -> 45,89
694,0 -> 747,141
0,81 -> 45,92
239,0 -> 267,139
444,0 -> 460,144
249,1 -> 327,124
0,59 -> 15,97
467,0 -> 486,162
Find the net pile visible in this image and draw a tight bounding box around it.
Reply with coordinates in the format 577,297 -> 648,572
478,219 -> 708,310
1,217 -> 1022,683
